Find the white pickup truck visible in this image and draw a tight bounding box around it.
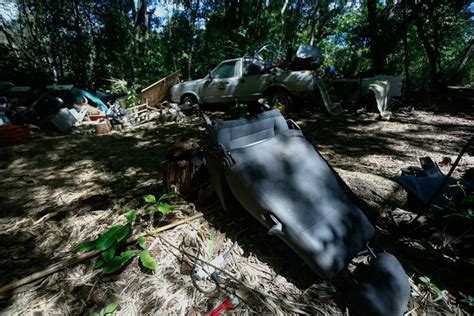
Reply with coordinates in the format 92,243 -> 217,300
170,56 -> 326,113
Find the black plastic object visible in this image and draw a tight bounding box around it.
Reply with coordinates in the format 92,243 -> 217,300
205,110 -> 375,279
345,253 -> 411,316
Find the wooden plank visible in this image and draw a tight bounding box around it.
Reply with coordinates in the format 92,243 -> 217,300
140,71 -> 181,107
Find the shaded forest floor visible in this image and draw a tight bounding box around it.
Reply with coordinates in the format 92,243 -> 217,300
0,107 -> 473,315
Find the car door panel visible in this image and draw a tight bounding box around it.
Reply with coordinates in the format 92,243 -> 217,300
233,74 -> 269,102
201,60 -> 240,104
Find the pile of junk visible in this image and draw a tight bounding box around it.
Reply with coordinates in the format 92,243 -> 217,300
0,83 -> 163,146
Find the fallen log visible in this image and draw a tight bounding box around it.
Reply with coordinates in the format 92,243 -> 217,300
0,211 -> 212,295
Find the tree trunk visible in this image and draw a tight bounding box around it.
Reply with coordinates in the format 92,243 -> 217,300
403,0 -> 409,97
187,0 -> 200,80
367,0 -> 383,75
308,1 -> 320,46
409,0 -> 439,89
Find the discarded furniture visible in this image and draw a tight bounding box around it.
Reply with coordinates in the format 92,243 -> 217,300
203,109 -> 410,315
126,102 -> 158,125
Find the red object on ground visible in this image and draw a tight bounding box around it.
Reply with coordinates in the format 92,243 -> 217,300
206,299 -> 235,316
88,115 -> 106,121
0,125 -> 32,146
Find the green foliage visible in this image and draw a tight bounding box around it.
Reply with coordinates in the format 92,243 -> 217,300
143,193 -> 177,216
460,293 -> 474,306
137,236 -> 146,249
159,192 -> 177,202
143,194 -> 157,204
102,250 -> 138,275
207,229 -> 218,253
108,79 -> 128,95
1,0 -> 471,91
90,302 -> 119,316
101,245 -> 116,263
139,250 -> 158,271
126,87 -> 140,107
75,240 -> 96,253
75,192 -> 175,276
126,210 -> 137,225
419,276 -> 442,295
95,225 -> 130,251
94,258 -> 104,270
157,203 -> 175,215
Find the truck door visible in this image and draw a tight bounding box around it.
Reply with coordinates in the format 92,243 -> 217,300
232,58 -> 268,103
201,60 -> 240,104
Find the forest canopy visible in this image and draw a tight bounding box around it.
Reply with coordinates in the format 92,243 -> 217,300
0,0 -> 472,91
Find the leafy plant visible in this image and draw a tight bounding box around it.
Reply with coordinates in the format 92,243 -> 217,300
126,86 -> 140,107
108,78 -> 128,95
419,276 -> 442,295
460,293 -> 474,306
90,302 -> 119,316
75,197 -> 168,275
207,230 -> 218,254
139,249 -> 158,271
143,192 -> 177,216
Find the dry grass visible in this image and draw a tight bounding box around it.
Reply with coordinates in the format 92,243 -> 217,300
0,108 -> 473,315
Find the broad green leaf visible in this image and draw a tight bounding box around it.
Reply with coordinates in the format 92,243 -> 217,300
157,203 -> 175,214
143,194 -> 156,203
101,245 -> 116,263
137,236 -> 146,249
158,192 -> 177,202
139,250 -> 158,271
94,258 -> 104,269
102,250 -> 137,275
125,209 -> 137,224
430,284 -> 442,294
116,224 -> 131,243
120,250 -> 138,260
75,240 -> 96,253
419,276 -> 430,284
103,302 -> 119,314
90,312 -> 100,316
96,225 -> 129,251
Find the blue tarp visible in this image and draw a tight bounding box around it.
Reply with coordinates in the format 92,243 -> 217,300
72,88 -> 109,113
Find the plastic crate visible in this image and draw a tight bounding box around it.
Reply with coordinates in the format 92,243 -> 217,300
0,125 -> 32,146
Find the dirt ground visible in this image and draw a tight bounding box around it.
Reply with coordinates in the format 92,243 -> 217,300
0,107 -> 473,315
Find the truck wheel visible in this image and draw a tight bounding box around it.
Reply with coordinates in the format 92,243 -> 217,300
182,95 -> 197,106
268,90 -> 292,114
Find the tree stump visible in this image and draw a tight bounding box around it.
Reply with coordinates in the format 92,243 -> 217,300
161,138 -> 213,204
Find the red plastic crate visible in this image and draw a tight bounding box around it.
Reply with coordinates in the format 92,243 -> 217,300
0,125 -> 32,146
88,115 -> 106,121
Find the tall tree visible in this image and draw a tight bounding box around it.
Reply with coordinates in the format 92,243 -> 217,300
367,0 -> 383,74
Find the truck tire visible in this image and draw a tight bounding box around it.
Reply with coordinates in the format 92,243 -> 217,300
182,95 -> 198,106
267,89 -> 293,114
